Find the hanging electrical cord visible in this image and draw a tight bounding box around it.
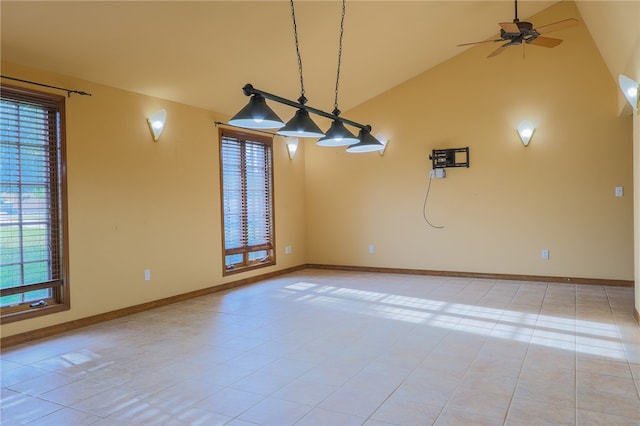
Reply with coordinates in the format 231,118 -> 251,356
289,0 -> 306,104
422,174 -> 445,229
332,0 -> 346,116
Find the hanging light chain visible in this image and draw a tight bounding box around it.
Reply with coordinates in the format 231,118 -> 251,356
290,0 -> 306,103
333,0 -> 347,115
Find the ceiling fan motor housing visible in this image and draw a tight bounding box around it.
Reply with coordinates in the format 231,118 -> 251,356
500,21 -> 538,45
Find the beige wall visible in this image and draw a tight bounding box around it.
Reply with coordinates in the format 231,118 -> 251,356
1,62 -> 307,338
305,1 -> 634,281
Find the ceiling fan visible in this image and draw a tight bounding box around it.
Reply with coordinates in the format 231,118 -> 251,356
457,0 -> 579,58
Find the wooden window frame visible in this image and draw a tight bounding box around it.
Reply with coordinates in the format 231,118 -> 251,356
219,128 -> 275,275
0,84 -> 70,323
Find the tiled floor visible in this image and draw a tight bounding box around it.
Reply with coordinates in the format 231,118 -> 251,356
1,269 -> 639,425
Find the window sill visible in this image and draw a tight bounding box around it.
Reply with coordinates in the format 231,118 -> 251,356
0,302 -> 70,324
223,260 -> 275,276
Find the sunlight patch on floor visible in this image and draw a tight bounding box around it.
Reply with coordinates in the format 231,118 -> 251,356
282,282 -> 628,361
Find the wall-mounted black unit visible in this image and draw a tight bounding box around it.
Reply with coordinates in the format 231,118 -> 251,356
430,147 -> 470,169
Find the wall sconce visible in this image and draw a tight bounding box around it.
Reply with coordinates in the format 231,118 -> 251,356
517,121 -> 535,147
376,134 -> 390,156
618,74 -> 639,111
147,109 -> 167,141
286,137 -> 299,159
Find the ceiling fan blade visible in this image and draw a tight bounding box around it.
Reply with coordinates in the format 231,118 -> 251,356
529,36 -> 563,48
457,39 -> 503,47
535,18 -> 579,34
499,21 -> 520,33
487,45 -> 509,58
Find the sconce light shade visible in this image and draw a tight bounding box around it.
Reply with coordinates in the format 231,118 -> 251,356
618,74 -> 639,111
346,128 -> 385,153
277,108 -> 325,138
376,134 -> 389,156
286,138 -> 299,159
317,119 -> 359,146
517,120 -> 535,147
229,94 -> 286,129
147,109 -> 167,141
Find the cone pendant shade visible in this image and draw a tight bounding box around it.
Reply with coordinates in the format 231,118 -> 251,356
277,108 -> 325,138
317,119 -> 359,146
229,94 -> 285,129
346,128 -> 384,153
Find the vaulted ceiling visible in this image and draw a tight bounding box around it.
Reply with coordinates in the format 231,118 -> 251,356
1,1 -> 638,117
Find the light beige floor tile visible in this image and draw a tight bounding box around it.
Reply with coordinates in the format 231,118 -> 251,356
577,371 -> 638,397
630,362 -> 640,380
24,407 -> 102,426
295,407 -> 365,426
418,351 -> 474,378
434,408 -> 504,426
514,375 -> 576,407
0,390 -> 63,425
577,386 -> 640,420
371,395 -> 443,426
238,396 -> 313,426
445,386 -> 512,419
1,364 -> 49,387
258,357 -> 317,380
7,371 -> 80,396
0,359 -> 25,373
519,365 -> 575,384
458,371 -> 518,397
577,355 -> 633,378
194,387 -> 264,417
391,383 -> 453,408
148,378 -> 223,407
38,378 -> 115,406
468,352 -> 523,377
98,396 -> 232,426
224,352 -> 279,371
191,363 -> 255,387
506,397 -> 575,425
576,408 -> 640,425
523,347 -> 576,371
70,386 -> 142,417
230,370 -> 294,395
272,378 -> 339,406
318,385 -> 392,419
296,365 -> 356,387
363,418 -> 401,426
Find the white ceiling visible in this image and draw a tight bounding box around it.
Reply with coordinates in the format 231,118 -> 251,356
1,1 -> 637,117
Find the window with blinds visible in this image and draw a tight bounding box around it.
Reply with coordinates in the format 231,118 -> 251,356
0,85 -> 69,323
219,129 -> 275,274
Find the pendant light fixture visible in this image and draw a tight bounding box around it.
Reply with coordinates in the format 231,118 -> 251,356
346,127 -> 384,153
228,92 -> 285,129
317,0 -> 359,147
277,0 -> 325,138
227,0 -> 385,153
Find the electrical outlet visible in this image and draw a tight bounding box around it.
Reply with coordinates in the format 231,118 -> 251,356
615,186 -> 623,197
144,269 -> 151,281
429,169 -> 446,179
541,249 -> 549,260
285,245 -> 292,254
368,244 -> 374,254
